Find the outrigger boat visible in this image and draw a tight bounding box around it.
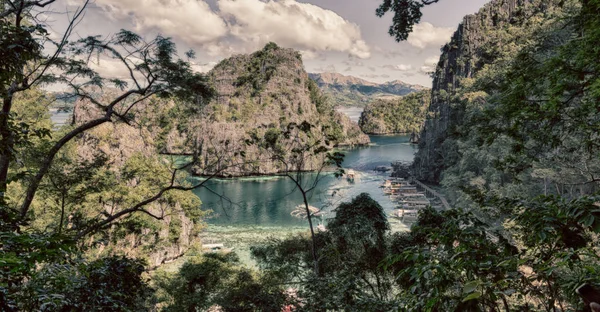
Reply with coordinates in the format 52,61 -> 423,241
346,169 -> 356,182
374,166 -> 392,172
202,243 -> 234,253
291,205 -> 322,219
392,209 -> 419,219
380,179 -> 392,188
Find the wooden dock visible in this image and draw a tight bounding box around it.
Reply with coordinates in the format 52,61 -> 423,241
411,179 -> 451,210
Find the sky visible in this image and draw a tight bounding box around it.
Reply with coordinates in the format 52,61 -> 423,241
48,0 -> 490,87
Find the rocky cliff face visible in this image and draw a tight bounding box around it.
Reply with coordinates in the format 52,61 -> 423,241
186,44 -> 370,176
413,0 -> 562,183
308,72 -> 426,107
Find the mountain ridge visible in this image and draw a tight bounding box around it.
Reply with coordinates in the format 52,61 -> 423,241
308,72 -> 427,107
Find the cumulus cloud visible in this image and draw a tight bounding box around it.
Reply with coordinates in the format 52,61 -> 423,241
382,49 -> 407,59
191,61 -> 218,73
342,57 -> 364,67
420,66 -> 435,74
95,0 -> 228,45
383,64 -> 413,71
89,58 -> 132,80
419,55 -> 440,74
407,22 -> 454,49
300,50 -> 320,60
424,56 -> 439,66
94,0 -> 371,59
218,0 -> 370,58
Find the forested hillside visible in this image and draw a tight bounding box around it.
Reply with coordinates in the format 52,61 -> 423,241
358,90 -> 429,137
413,0 -> 599,203
414,0 -> 567,183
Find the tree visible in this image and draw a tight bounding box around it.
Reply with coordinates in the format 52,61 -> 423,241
18,255 -> 151,311
252,193 -> 398,311
156,252 -> 289,312
0,1 -> 228,307
376,0 -> 442,42
1,0 -> 214,226
247,120 -> 344,276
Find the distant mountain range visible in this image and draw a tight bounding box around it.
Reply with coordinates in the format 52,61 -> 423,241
308,72 -> 428,107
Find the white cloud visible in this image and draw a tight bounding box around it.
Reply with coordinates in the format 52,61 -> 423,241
95,0 -> 228,45
361,74 -> 390,79
419,56 -> 440,74
407,22 -> 454,49
218,0 -> 371,58
383,64 -> 413,71
191,61 -> 218,73
314,64 -> 337,73
342,57 -> 364,67
93,0 -> 371,59
300,50 -> 320,60
420,66 -> 435,74
89,58 -> 131,79
424,56 -> 439,66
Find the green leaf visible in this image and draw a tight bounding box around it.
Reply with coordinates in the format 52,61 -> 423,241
463,280 -> 479,293
462,291 -> 482,302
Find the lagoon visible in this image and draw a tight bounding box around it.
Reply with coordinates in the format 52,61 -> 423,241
193,135 -> 417,228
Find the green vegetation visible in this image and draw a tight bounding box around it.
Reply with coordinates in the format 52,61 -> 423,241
1,1 -> 214,309
156,252 -> 287,311
359,90 -> 430,134
2,0 -> 600,310
235,42 -> 291,97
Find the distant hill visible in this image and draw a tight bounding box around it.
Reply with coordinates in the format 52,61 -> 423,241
308,72 -> 427,107
358,90 -> 430,141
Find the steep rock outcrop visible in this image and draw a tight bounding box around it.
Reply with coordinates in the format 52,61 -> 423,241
413,0 -> 563,183
187,44 -> 369,176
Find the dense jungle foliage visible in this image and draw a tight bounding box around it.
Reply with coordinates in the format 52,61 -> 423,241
358,90 -> 430,134
1,0 -> 599,311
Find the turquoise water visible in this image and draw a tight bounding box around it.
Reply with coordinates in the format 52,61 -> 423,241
192,135 -> 417,227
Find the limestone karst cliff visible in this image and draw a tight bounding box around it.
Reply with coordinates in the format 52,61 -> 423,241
413,0 -> 565,183
186,43 -> 370,176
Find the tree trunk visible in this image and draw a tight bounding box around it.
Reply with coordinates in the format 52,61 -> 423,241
301,190 -> 319,276
0,94 -> 14,201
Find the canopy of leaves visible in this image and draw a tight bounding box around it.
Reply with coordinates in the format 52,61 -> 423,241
156,252 -> 288,312
376,0 -> 441,41
359,90 -> 430,134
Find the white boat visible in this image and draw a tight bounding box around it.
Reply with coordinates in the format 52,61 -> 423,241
346,169 -> 355,182
291,205 -> 322,219
380,179 -> 392,188
202,243 -> 233,253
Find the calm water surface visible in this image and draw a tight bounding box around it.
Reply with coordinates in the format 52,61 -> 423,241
192,135 -> 416,227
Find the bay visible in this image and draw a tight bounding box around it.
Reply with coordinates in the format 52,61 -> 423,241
192,135 -> 416,228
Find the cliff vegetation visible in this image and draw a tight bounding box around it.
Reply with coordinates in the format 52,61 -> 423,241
358,90 -> 430,137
